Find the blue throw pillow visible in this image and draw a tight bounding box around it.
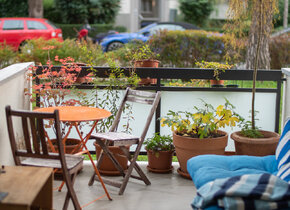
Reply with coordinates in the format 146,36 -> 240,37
276,118 -> 290,183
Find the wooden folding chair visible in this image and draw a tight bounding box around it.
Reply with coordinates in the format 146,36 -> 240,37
88,88 -> 161,195
5,105 -> 83,210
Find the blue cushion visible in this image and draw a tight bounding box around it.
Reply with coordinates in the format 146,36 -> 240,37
187,155 -> 278,189
276,118 -> 290,183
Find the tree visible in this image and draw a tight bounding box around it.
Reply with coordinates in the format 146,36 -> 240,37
0,0 -> 28,17
284,0 -> 289,28
55,0 -> 89,24
28,0 -> 43,18
245,1 -> 275,70
226,0 -> 278,130
178,0 -> 214,27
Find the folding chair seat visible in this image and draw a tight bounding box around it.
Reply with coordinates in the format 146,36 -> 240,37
5,105 -> 83,210
88,88 -> 161,195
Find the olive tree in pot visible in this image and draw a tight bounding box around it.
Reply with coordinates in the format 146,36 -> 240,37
225,0 -> 280,155
144,133 -> 174,173
161,99 -> 240,179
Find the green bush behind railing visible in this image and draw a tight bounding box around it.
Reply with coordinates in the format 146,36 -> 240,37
149,30 -> 229,67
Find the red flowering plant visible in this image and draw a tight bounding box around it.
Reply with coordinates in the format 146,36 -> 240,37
25,46 -> 93,108
25,46 -> 94,136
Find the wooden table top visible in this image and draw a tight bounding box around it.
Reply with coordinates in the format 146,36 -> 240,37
35,106 -> 111,122
0,166 -> 52,207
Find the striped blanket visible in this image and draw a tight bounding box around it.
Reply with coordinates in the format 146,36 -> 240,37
192,173 -> 290,210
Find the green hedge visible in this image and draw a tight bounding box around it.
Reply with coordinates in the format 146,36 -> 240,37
148,30 -> 231,67
56,24 -> 127,39
16,38 -> 106,66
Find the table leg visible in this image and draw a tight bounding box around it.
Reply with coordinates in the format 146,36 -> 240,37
58,121 -> 112,201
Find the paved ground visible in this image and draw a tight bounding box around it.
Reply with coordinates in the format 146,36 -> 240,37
53,161 -> 196,210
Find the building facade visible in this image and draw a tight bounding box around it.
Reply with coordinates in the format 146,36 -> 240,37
115,0 -> 228,32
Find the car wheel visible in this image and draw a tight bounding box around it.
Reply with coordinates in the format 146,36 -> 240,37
20,41 -> 33,54
106,41 -> 124,52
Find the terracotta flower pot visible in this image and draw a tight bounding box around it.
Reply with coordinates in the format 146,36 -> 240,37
173,130 -> 228,178
146,149 -> 174,173
48,138 -> 81,154
231,130 -> 280,156
134,59 -> 159,85
210,79 -> 224,87
94,142 -> 130,176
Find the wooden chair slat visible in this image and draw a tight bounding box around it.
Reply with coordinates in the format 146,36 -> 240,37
29,117 -> 41,155
21,117 -> 32,154
126,95 -> 154,105
38,118 -> 48,155
128,89 -> 156,98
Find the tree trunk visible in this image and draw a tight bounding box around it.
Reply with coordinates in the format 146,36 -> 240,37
28,0 -> 43,18
284,0 -> 289,28
246,2 -> 273,70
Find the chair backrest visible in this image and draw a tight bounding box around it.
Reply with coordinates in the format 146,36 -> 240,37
110,88 -> 161,142
5,105 -> 66,167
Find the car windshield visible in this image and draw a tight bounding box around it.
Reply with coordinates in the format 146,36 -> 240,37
45,20 -> 59,29
138,23 -> 157,34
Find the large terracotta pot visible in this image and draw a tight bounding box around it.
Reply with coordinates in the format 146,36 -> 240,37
48,138 -> 81,154
146,149 -> 174,173
94,142 -> 130,176
231,130 -> 280,156
173,130 -> 228,178
134,59 -> 159,85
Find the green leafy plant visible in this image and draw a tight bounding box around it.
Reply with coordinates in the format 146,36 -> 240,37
0,43 -> 17,68
126,44 -> 159,62
161,99 -> 240,139
144,133 -> 174,157
195,61 -> 233,80
238,111 -> 264,138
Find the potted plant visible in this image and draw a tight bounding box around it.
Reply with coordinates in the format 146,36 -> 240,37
25,47 -> 93,153
195,61 -> 233,87
161,99 -> 240,178
225,1 -> 280,155
127,44 -> 160,85
144,133 -> 174,173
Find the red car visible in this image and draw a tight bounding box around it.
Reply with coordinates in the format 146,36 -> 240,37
0,17 -> 63,50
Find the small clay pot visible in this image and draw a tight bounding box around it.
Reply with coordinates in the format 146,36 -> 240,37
146,150 -> 174,173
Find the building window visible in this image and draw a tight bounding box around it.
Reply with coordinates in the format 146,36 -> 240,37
141,0 -> 155,14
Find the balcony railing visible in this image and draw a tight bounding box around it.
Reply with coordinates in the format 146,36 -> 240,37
34,66 -> 284,153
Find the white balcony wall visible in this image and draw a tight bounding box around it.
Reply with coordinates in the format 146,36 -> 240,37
282,68 -> 290,125
46,89 -> 277,152
0,62 -> 32,165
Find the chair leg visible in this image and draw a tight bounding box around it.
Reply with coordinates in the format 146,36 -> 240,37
63,173 -> 81,210
120,146 -> 151,185
88,139 -> 107,186
118,148 -> 149,195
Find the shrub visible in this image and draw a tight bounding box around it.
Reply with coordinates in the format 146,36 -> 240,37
0,44 -> 17,69
17,38 -> 106,65
149,30 -> 231,67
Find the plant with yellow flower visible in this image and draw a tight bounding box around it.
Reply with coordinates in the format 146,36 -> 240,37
161,99 -> 240,139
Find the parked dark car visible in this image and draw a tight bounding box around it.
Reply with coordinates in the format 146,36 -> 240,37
100,22 -> 199,52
